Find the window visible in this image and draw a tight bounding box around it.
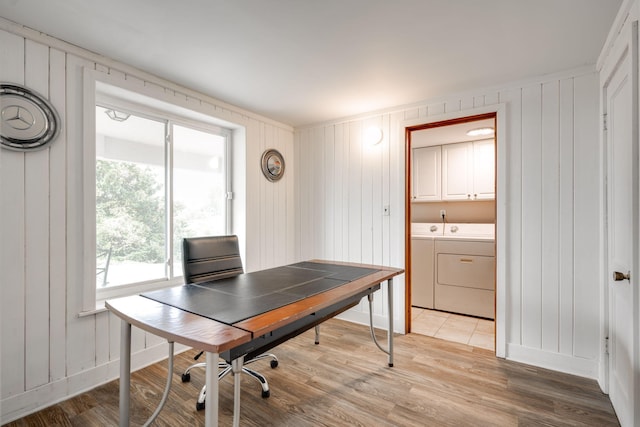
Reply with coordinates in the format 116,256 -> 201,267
95,103 -> 230,297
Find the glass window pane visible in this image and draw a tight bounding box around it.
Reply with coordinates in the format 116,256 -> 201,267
172,124 -> 227,275
96,106 -> 167,288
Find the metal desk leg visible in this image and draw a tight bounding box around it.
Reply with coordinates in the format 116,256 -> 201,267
231,356 -> 244,427
119,320 -> 131,427
387,277 -> 394,367
367,279 -> 395,366
205,352 -> 220,427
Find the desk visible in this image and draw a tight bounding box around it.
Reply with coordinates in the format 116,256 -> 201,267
106,260 -> 403,427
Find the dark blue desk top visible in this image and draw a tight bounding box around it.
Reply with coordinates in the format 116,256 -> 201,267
141,262 -> 379,325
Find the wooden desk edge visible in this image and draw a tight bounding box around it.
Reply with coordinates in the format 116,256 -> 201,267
310,259 -> 405,275
106,295 -> 251,353
234,263 -> 404,336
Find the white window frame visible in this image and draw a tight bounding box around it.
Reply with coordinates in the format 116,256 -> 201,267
81,70 -> 239,313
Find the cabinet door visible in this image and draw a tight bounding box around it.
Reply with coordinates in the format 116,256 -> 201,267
412,146 -> 441,201
472,140 -> 495,200
442,142 -> 472,200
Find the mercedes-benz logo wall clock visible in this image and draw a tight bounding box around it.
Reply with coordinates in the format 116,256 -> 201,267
261,149 -> 285,182
0,83 -> 60,151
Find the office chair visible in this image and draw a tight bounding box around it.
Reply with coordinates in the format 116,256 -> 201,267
180,235 -> 278,410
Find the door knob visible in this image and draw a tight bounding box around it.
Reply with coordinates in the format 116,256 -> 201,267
613,271 -> 631,281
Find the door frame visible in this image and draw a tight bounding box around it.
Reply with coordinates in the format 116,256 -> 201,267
599,17 -> 640,426
401,104 -> 507,358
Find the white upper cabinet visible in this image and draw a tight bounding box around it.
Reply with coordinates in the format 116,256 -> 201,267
414,139 -> 495,202
442,142 -> 472,200
471,139 -> 495,200
412,146 -> 441,201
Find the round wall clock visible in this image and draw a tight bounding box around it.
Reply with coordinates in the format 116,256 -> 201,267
0,83 -> 60,151
261,149 -> 285,182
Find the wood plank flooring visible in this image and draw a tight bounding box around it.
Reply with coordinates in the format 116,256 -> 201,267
5,319 -> 619,426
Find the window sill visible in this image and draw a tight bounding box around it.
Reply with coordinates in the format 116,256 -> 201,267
81,278 -> 183,317
78,300 -> 108,317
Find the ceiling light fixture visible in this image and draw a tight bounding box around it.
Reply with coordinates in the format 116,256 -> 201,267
105,109 -> 130,122
466,127 -> 494,137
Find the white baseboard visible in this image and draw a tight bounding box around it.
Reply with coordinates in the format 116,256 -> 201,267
506,343 -> 600,380
337,310 -> 400,333
0,343 -> 189,424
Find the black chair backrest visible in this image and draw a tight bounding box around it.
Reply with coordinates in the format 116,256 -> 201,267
182,235 -> 244,284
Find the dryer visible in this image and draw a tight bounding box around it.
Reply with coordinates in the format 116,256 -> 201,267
434,223 -> 495,319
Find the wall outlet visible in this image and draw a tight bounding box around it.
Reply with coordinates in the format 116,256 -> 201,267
440,209 -> 446,218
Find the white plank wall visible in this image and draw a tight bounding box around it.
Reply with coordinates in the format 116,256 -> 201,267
521,84 -> 544,349
294,71 -> 601,375
1,28 -> 27,403
0,21 -> 295,423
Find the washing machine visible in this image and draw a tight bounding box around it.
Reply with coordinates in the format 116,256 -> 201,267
410,223 -> 441,309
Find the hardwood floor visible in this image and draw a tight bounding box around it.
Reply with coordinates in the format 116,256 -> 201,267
6,319 -> 619,426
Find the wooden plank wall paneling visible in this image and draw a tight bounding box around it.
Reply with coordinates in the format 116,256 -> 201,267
348,122 -> 363,263
572,73 -> 600,360
49,46 -> 67,384
23,38 -> 51,391
0,23 -> 294,423
294,74 -> 601,370
324,125 -> 336,260
1,29 -> 27,400
541,81 -> 561,353
521,85 -> 544,350
558,79 -> 576,357
501,86 -> 524,346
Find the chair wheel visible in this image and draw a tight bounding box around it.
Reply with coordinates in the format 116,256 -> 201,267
270,359 -> 278,369
196,401 -> 205,411
262,389 -> 270,398
181,373 -> 191,382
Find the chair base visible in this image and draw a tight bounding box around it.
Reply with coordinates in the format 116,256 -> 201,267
182,353 -> 278,411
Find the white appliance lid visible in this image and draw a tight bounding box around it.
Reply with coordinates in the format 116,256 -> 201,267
444,223 -> 495,237
411,222 -> 443,235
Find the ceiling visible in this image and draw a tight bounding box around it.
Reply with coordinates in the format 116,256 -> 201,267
0,0 -> 622,127
411,119 -> 495,149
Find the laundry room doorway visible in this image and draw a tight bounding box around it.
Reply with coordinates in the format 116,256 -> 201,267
403,108 -> 506,358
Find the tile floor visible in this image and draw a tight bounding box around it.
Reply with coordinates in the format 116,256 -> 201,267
411,306 -> 495,351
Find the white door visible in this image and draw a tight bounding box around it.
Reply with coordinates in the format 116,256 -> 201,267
601,19 -> 639,427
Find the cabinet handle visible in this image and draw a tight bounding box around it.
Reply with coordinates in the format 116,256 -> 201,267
459,258 -> 473,263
